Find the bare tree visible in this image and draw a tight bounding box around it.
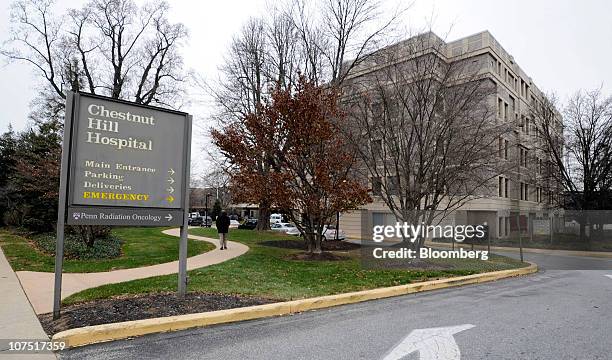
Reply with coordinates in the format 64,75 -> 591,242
343,32 -> 513,250
289,0 -> 406,85
2,0 -> 66,98
206,0 -> 403,230
206,9 -> 306,230
531,88 -> 612,239
2,0 -> 188,107
265,9 -> 300,91
2,0 -> 188,245
199,168 -> 231,207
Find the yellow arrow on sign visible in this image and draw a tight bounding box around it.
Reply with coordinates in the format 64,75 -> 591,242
166,195 -> 175,203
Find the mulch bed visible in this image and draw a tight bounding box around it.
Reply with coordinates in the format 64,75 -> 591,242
39,292 -> 276,335
284,252 -> 349,261
261,239 -> 360,251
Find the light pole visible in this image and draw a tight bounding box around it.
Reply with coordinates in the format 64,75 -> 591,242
516,126 -> 524,263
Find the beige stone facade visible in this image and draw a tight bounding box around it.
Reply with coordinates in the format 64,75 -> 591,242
340,31 -> 563,240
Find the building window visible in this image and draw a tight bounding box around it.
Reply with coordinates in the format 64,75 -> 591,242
498,176 -> 510,198
371,177 -> 382,196
505,217 -> 509,236
520,182 -> 529,201
538,158 -> 543,174
504,178 -> 509,198
504,140 -> 509,160
519,147 -> 528,168
372,212 -> 385,227
504,102 -> 508,121
514,77 -> 518,92
498,137 -> 503,158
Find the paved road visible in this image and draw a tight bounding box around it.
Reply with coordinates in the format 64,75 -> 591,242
60,252 -> 612,360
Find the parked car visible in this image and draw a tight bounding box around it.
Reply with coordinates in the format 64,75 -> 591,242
295,225 -> 346,240
188,216 -> 203,226
286,226 -> 301,236
190,216 -> 212,227
271,222 -> 297,234
321,224 -> 346,240
238,218 -> 258,230
189,212 -> 200,219
229,219 -> 240,228
270,213 -> 284,224
202,216 -> 213,227
229,214 -> 240,221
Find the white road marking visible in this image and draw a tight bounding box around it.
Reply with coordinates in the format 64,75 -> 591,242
381,324 -> 475,360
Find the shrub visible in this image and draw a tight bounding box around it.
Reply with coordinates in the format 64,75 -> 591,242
22,218 -> 48,233
32,233 -> 122,260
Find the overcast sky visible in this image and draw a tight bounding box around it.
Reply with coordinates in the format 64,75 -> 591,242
1,0 -> 611,174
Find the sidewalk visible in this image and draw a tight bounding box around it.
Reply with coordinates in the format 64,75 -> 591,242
0,247 -> 56,359
17,229 -> 248,314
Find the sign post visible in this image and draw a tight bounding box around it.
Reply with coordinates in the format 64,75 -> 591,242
53,92 -> 191,318
53,93 -> 75,320
178,115 -> 192,297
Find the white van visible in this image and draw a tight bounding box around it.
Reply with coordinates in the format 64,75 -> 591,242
270,213 -> 283,224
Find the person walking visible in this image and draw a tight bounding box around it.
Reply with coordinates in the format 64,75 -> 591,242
216,211 -> 230,250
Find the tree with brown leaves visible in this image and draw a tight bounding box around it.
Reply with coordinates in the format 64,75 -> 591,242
212,77 -> 371,253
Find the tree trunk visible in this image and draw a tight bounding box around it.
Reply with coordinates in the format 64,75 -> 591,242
304,232 -> 315,253
313,233 -> 322,254
256,204 -> 271,231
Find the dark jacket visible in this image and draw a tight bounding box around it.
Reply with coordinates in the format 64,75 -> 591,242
216,214 -> 230,233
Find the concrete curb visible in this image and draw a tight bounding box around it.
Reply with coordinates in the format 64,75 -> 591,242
52,262 -> 537,348
425,241 -> 612,259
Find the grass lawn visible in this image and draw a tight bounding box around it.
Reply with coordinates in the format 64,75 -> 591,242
0,227 -> 214,273
64,228 -> 527,305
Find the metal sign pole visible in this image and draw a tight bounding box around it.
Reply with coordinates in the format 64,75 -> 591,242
53,92 -> 76,319
178,115 -> 192,297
